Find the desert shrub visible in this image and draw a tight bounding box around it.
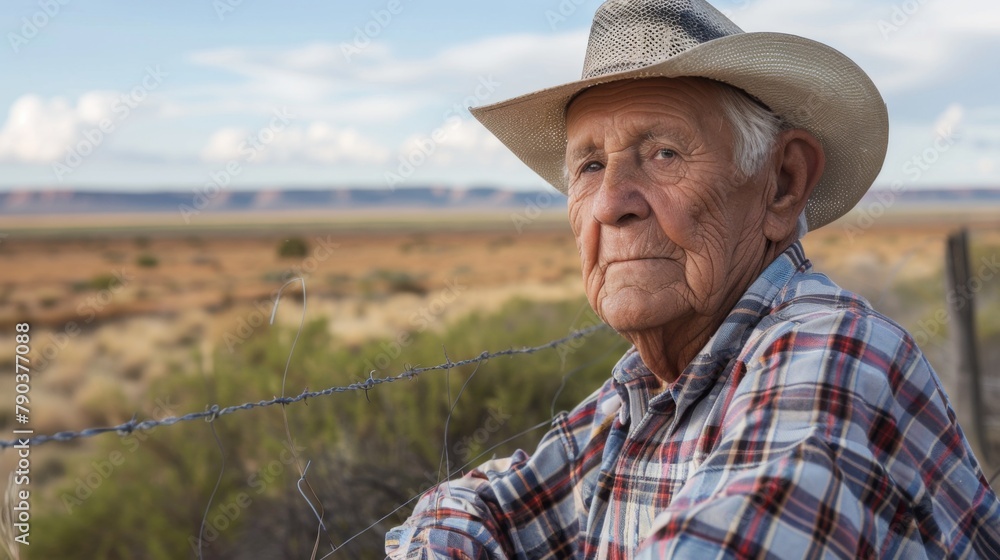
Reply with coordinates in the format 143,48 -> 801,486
136,253 -> 159,268
278,237 -> 309,258
28,298 -> 624,559
363,269 -> 427,296
76,273 -> 123,292
261,270 -> 290,283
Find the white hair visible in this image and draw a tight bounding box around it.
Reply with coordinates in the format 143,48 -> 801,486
705,82 -> 810,238
713,83 -> 788,180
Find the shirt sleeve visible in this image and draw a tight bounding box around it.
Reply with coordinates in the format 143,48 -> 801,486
386,381 -> 614,559
637,307 -> 1000,559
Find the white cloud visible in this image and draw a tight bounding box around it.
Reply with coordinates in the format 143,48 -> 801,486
879,103 -> 1000,186
0,92 -> 118,163
156,93 -> 427,123
200,121 -> 389,165
398,120 -> 513,168
934,104 -> 964,139
733,0 -> 1000,95
347,31 -> 589,95
5,2 -> 999,190
199,127 -> 247,162
188,43 -> 353,103
176,31 -> 588,123
160,31 -> 591,180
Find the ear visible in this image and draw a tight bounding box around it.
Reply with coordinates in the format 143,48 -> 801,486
763,129 -> 826,242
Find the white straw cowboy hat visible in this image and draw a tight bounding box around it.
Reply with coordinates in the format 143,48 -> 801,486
469,0 -> 889,231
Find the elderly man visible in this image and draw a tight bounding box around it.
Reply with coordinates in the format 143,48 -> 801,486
387,0 -> 1000,558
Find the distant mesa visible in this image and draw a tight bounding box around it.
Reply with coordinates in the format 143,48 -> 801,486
0,186 -> 568,215
2,186 -> 998,216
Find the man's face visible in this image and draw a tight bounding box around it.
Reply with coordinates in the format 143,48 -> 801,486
565,77 -> 772,336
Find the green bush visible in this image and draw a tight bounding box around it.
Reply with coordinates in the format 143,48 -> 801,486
28,298 -> 624,559
136,253 -> 159,268
278,237 -> 309,259
75,273 -> 123,292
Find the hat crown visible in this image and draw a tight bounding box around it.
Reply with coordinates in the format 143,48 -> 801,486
582,0 -> 744,79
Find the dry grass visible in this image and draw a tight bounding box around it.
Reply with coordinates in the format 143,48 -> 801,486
1,213 -> 999,479
1,473 -> 19,560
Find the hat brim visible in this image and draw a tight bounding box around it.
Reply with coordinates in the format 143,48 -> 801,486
470,32 -> 888,231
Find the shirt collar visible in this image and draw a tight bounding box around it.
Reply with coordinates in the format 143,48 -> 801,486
610,242 -> 810,423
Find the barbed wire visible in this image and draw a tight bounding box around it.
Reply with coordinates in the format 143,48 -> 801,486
0,324 -> 610,450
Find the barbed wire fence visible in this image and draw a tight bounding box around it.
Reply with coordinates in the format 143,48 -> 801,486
0,275 -> 619,559
0,327 -> 609,452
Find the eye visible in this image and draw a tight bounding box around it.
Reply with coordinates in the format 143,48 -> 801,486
581,161 -> 604,174
654,148 -> 676,160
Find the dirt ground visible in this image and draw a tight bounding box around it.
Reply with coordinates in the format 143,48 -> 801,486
0,213 -> 987,329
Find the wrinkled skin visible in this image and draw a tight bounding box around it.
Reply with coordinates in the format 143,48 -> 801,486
565,77 -> 825,384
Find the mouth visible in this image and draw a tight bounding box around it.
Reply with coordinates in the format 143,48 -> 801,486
601,257 -> 668,270
604,256 -> 665,265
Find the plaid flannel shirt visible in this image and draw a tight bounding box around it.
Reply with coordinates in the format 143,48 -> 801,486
386,242 -> 1000,559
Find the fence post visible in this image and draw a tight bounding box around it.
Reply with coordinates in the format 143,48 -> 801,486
945,228 -> 990,464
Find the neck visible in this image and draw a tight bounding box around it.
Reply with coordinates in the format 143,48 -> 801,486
625,240 -> 791,385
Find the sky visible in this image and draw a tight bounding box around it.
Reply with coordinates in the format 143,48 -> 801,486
1,0 -> 998,193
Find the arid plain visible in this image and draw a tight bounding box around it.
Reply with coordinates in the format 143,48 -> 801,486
1,210 -> 998,444
1,209 -> 998,557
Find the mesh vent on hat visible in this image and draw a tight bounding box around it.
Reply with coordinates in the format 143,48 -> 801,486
583,0 -> 743,78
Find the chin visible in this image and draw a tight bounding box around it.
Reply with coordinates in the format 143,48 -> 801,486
597,291 -> 677,333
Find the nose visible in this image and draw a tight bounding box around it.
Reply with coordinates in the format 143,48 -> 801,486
592,157 -> 651,227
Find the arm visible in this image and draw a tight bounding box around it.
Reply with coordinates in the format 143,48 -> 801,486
386,382 -> 615,559
638,309 -> 984,559
385,451 -> 541,560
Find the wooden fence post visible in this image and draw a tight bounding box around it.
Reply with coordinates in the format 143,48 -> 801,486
945,228 -> 990,464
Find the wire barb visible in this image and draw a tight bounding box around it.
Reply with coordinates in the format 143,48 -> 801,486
363,372 -> 376,403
